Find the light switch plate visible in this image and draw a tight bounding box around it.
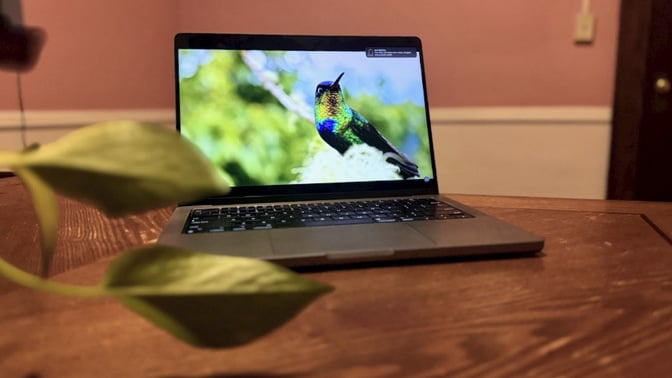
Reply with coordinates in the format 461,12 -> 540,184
574,12 -> 596,44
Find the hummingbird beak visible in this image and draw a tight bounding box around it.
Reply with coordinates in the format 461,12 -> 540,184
331,72 -> 344,88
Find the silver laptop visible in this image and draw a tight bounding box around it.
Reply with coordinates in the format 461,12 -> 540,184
159,33 -> 544,267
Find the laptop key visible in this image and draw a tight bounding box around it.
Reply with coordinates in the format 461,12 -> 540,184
303,217 -> 374,227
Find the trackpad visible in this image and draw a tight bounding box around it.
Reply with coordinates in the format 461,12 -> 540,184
270,223 -> 435,256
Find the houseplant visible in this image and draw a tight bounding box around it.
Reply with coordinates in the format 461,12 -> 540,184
0,120 -> 332,348
0,10 -> 331,348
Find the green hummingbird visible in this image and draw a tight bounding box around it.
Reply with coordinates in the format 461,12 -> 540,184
313,72 -> 419,179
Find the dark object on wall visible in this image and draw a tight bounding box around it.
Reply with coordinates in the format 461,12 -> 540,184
0,5 -> 45,72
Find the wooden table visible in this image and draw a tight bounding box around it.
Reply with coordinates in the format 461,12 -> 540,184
1,176 -> 671,377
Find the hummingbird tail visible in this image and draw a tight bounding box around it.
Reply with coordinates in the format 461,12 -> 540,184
383,152 -> 420,179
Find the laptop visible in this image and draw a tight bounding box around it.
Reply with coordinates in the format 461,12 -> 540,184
158,33 -> 544,267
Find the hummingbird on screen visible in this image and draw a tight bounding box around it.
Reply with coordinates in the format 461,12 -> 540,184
313,72 -> 419,179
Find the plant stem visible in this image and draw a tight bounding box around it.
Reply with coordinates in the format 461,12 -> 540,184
0,151 -> 21,167
0,257 -> 107,298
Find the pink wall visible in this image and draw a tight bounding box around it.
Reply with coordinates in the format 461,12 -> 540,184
0,0 -> 178,110
0,0 -> 620,110
177,0 -> 620,107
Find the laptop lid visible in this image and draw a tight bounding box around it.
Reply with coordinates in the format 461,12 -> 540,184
175,33 -> 439,205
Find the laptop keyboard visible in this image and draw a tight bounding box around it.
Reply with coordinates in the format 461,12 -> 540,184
183,198 -> 473,233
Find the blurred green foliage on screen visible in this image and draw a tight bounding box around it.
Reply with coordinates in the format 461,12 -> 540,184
178,50 -> 432,187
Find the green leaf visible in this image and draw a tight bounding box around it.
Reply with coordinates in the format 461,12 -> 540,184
13,167 -> 59,277
13,121 -> 229,216
102,245 -> 333,348
0,150 -> 21,167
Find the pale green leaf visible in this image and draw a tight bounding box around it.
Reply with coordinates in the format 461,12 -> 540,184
13,121 -> 229,216
0,150 -> 21,167
102,245 -> 333,348
13,167 -> 59,277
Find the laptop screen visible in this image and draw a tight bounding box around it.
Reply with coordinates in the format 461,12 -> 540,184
175,34 -> 438,202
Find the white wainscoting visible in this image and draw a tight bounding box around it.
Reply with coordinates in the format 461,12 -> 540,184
0,109 -> 175,151
0,106 -> 612,199
430,107 -> 612,199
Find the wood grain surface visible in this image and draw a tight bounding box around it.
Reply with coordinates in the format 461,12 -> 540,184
1,176 -> 671,377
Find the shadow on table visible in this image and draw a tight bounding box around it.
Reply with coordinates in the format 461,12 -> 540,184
292,250 -> 544,274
